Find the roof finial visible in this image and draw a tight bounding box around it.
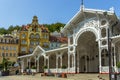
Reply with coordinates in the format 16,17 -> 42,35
80,0 -> 84,11
81,0 -> 83,5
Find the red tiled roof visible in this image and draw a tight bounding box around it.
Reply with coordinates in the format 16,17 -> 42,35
57,37 -> 68,43
21,25 -> 28,31
49,36 -> 68,43
21,25 -> 49,32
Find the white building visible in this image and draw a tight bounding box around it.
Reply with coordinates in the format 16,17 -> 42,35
18,5 -> 120,74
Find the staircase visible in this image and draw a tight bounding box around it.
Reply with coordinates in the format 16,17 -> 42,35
67,73 -> 109,80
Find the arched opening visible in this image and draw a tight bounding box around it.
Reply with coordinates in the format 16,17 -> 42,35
49,54 -> 56,68
62,52 -> 68,68
101,49 -> 109,66
80,55 -> 89,72
30,57 -> 36,68
58,57 -> 61,68
76,31 -> 99,73
39,56 -> 44,73
70,54 -> 74,68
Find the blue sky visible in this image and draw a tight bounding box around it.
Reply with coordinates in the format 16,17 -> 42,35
0,0 -> 120,29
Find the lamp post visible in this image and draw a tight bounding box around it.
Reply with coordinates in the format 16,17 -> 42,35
107,28 -> 113,80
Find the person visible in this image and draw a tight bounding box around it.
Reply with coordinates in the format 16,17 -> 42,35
0,71 -> 1,76
16,69 -> 19,75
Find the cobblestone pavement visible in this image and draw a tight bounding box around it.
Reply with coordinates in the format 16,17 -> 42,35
0,73 -> 108,80
0,75 -> 73,80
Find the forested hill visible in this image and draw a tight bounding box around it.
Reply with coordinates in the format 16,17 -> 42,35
0,22 -> 65,34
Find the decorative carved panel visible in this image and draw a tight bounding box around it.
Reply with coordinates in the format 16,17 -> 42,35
101,28 -> 106,37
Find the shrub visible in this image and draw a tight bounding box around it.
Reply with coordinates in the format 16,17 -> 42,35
43,66 -> 47,69
26,66 -> 29,69
117,62 -> 120,68
62,65 -> 67,69
32,66 -> 36,69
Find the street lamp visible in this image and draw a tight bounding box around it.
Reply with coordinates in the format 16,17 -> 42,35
107,28 -> 112,80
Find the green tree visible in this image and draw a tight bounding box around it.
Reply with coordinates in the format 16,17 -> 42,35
7,25 -> 14,34
0,27 -> 7,34
2,57 -> 9,71
44,22 -> 65,32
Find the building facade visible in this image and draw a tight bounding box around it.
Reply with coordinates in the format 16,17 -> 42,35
0,34 -> 19,63
18,6 -> 120,74
49,31 -> 68,50
19,16 -> 49,56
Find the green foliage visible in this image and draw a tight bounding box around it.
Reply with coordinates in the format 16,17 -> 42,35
0,25 -> 21,34
43,65 -> 47,69
26,66 -> 29,69
117,62 -> 120,68
0,22 -> 65,34
2,57 -> 9,71
0,64 -> 3,70
61,65 -> 67,69
44,22 -> 65,32
32,66 -> 36,69
0,27 -> 7,34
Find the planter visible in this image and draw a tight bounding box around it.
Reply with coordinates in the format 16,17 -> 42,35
2,70 -> 9,76
61,73 -> 67,78
31,69 -> 36,73
0,71 -> 1,76
26,69 -> 29,73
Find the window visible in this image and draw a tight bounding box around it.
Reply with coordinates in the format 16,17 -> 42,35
36,41 -> 39,45
30,41 -> 34,45
43,42 -> 48,47
6,53 -> 8,57
22,34 -> 26,38
14,53 -> 16,57
2,46 -> 4,50
29,47 -> 33,53
30,34 -> 34,39
2,53 -> 4,57
14,47 -> 16,50
36,34 -> 40,39
21,40 -> 26,44
21,47 -> 27,52
6,46 -> 8,50
10,53 -> 12,57
10,46 -> 12,50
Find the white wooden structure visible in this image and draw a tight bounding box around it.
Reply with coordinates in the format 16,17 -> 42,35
18,5 -> 120,74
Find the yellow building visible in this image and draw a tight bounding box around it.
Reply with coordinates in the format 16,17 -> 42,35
0,34 -> 19,63
19,16 -> 49,56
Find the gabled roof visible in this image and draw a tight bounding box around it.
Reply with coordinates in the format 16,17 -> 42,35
18,45 -> 45,58
61,6 -> 118,34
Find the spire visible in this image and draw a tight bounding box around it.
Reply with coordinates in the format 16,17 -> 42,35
80,0 -> 84,11
31,16 -> 39,25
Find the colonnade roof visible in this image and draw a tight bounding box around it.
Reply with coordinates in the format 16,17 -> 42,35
18,45 -> 45,59
18,45 -> 68,59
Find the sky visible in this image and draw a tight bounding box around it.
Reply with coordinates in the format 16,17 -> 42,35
0,0 -> 120,29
